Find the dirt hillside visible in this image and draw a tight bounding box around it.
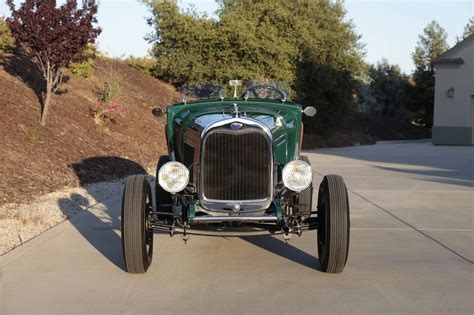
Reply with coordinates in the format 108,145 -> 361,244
0,53 -> 180,206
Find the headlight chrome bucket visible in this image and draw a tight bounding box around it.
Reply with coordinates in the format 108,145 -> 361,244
158,161 -> 189,193
282,160 -> 312,192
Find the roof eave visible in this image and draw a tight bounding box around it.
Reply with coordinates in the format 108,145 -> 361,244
433,34 -> 474,62
432,57 -> 465,66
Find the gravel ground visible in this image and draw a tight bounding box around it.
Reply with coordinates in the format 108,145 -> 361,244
0,180 -> 127,255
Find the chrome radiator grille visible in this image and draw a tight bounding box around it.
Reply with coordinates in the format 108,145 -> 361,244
202,129 -> 271,201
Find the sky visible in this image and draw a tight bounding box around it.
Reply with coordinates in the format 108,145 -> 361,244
1,0 -> 473,73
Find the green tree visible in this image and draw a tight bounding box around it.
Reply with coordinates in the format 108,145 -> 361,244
215,0 -> 300,88
358,59 -> 410,117
145,0 -> 365,131
407,20 -> 449,127
145,1 -> 219,86
457,17 -> 474,42
411,20 -> 449,71
291,1 -> 365,131
0,16 -> 15,53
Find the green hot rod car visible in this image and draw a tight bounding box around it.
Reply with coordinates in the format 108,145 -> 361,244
121,82 -> 350,274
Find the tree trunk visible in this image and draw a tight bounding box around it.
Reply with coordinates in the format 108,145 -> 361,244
38,57 -> 64,126
40,60 -> 52,127
40,89 -> 51,127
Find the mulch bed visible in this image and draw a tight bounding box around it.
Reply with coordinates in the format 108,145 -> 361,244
0,54 -> 180,206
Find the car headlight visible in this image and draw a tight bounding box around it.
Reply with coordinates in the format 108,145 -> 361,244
282,160 -> 312,192
158,161 -> 189,193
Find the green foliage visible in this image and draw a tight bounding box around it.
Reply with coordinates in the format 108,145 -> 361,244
358,59 -> 410,117
405,68 -> 436,127
457,17 -> 474,42
97,64 -> 122,103
68,44 -> 97,78
93,64 -> 125,126
145,0 -> 365,131
146,1 -> 219,85
18,124 -> 37,145
128,56 -> 156,75
0,16 -> 15,53
291,1 -> 365,132
411,20 -> 449,71
68,60 -> 93,78
406,20 -> 449,127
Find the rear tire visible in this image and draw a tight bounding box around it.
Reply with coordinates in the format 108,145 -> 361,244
317,175 -> 350,273
121,175 -> 154,273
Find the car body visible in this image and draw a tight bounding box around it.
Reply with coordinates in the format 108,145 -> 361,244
121,83 -> 350,274
166,98 -> 302,215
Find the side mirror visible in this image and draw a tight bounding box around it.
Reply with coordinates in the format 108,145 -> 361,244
152,107 -> 165,117
303,106 -> 317,117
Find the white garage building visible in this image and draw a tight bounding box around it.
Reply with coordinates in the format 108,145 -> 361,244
432,35 -> 474,145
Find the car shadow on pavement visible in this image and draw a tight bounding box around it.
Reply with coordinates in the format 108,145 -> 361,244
57,156 -> 148,271
312,143 -> 474,189
241,236 -> 322,271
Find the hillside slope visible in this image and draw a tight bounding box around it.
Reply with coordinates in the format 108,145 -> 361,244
0,53 -> 180,206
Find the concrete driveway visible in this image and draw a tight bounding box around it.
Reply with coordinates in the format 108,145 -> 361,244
1,142 -> 473,314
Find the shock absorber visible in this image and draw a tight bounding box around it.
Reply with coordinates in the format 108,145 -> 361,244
282,213 -> 292,242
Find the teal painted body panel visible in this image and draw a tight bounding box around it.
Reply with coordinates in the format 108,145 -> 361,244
166,99 -> 303,166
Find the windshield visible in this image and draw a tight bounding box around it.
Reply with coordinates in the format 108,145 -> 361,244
180,80 -> 289,103
180,83 -> 224,102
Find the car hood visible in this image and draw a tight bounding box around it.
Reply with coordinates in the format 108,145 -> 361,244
166,99 -> 303,164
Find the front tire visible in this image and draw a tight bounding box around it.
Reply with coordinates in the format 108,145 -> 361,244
121,175 -> 154,273
317,175 -> 350,273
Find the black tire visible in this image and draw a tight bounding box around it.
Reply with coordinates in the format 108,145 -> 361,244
298,155 -> 313,217
121,175 -> 153,274
317,175 -> 350,273
155,156 -> 173,216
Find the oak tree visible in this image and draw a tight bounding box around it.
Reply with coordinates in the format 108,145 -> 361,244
145,0 -> 364,131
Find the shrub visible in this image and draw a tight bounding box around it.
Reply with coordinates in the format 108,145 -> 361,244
128,56 -> 156,76
93,64 -> 126,126
0,16 -> 15,53
97,65 -> 121,103
18,124 -> 37,145
92,101 -> 127,126
68,44 -> 97,78
68,59 -> 94,78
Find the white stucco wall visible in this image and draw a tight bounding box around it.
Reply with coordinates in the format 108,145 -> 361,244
433,44 -> 474,128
